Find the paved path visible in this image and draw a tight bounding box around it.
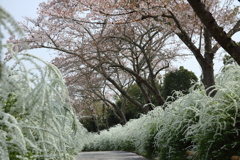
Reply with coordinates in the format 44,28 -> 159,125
75,151 -> 148,160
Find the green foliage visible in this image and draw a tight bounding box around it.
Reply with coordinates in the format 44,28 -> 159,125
124,84 -> 145,120
117,83 -> 162,121
80,118 -> 98,132
110,67 -> 198,128
106,109 -> 120,127
2,94 -> 17,113
162,66 -> 198,100
223,54 -> 236,65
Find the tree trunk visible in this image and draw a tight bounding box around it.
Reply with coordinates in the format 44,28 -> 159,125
186,0 -> 240,65
105,74 -> 143,109
136,80 -> 151,104
176,31 -> 216,97
102,104 -> 110,130
142,48 -> 165,106
201,62 -> 215,96
112,108 -> 127,125
112,108 -> 124,124
92,115 -> 100,134
119,110 -> 127,125
202,28 -> 216,97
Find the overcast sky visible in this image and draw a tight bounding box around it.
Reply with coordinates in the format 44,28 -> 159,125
1,0 -> 239,77
1,1 -> 41,20
0,0 -> 54,62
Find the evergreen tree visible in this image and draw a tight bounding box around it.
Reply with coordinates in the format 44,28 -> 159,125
162,66 -> 198,100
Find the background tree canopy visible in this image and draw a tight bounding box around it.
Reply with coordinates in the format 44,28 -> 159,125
162,66 -> 198,100
82,67 -> 198,131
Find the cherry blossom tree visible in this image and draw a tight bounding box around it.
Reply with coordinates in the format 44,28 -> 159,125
6,1 -> 238,124
7,0 -> 239,98
65,0 -> 238,96
157,0 -> 239,96
143,0 -> 236,96
6,0 -> 182,120
52,54 -> 131,125
96,20 -> 180,105
49,19 -> 179,124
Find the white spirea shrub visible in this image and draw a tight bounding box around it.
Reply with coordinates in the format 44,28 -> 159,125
84,106 -> 165,158
0,51 -> 87,160
184,65 -> 240,159
84,65 -> 240,160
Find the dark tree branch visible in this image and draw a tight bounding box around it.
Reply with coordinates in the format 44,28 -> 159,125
163,10 -> 205,67
186,0 -> 240,65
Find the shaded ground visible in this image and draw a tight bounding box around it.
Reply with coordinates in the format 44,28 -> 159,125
75,151 -> 148,160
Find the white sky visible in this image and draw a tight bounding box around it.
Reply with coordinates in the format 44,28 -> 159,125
0,0 -> 54,63
1,0 -> 239,78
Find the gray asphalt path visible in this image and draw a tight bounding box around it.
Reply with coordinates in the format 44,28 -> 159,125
75,151 -> 148,160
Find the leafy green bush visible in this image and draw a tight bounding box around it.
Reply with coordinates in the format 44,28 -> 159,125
162,66 -> 198,99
